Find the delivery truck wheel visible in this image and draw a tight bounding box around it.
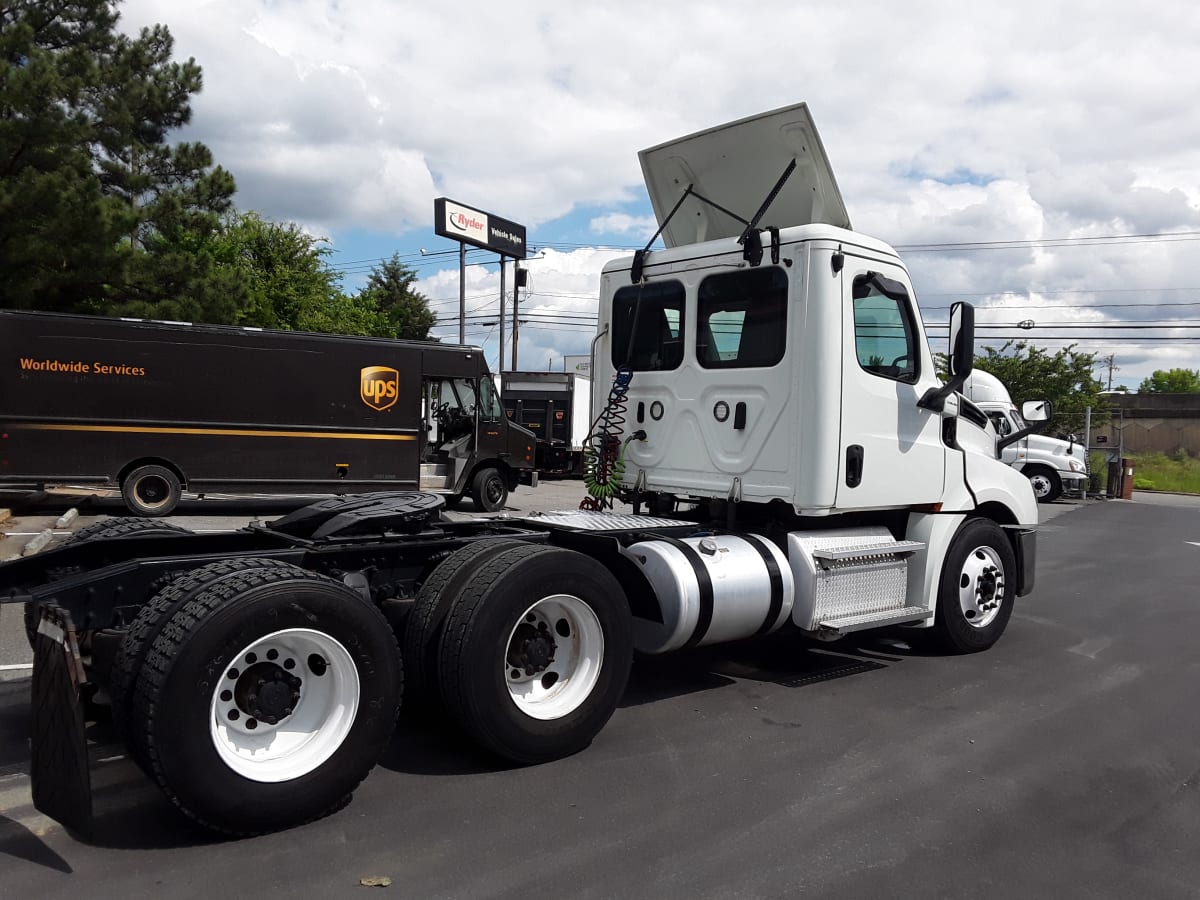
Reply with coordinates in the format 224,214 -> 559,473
471,467 -> 508,512
438,544 -> 633,764
403,539 -> 523,711
110,558 -> 294,752
128,562 -> 402,835
121,464 -> 183,517
932,517 -> 1016,654
1024,465 -> 1062,503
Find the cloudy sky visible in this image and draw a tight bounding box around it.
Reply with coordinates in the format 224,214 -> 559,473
120,0 -> 1200,388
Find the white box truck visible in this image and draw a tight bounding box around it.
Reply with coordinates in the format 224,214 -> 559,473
1,102 -> 1041,840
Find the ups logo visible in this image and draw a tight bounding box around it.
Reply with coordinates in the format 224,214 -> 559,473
361,366 -> 399,411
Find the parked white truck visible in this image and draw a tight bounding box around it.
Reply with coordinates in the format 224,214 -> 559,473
963,370 -> 1087,502
1,102 -> 1042,840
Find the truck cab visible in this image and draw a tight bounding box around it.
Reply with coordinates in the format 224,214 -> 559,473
591,104 -> 1036,523
963,370 -> 1087,502
585,103 -> 1040,643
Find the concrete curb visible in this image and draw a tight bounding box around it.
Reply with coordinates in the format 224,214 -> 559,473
55,508 -> 80,529
21,529 -> 53,557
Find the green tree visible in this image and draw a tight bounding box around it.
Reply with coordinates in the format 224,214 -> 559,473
973,341 -> 1109,433
204,212 -> 345,331
355,254 -> 437,340
1138,368 -> 1200,393
0,0 -> 235,315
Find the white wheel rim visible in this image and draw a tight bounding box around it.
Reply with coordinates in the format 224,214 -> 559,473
134,474 -> 173,510
504,594 -> 604,721
957,545 -> 1006,629
1029,474 -> 1052,498
209,628 -> 359,783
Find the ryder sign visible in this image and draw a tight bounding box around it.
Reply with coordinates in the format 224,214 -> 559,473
434,198 -> 527,259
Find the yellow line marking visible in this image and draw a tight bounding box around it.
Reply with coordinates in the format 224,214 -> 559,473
13,424 -> 416,442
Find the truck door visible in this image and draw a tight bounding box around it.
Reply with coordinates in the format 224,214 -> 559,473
836,263 -> 945,507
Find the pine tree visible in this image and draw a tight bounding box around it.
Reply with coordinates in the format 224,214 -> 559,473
0,0 -> 236,315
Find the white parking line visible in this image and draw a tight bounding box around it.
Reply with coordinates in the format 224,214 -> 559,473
0,663 -> 34,671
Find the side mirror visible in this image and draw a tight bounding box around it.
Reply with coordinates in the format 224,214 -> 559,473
918,301 -> 975,413
998,398 -> 1054,452
1022,399 -> 1051,422
947,302 -> 975,380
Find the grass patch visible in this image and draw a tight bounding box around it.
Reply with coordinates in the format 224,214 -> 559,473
1129,451 -> 1200,494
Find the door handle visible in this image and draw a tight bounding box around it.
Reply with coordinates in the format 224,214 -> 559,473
846,445 -> 864,488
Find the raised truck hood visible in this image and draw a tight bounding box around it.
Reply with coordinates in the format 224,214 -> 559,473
638,102 -> 851,249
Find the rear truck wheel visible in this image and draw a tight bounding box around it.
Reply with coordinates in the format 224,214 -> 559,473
121,464 -> 183,517
402,539 -> 523,711
23,518 -> 194,649
471,467 -> 508,512
438,544 -> 633,764
932,518 -> 1017,654
129,563 -> 402,835
1025,465 -> 1062,503
442,493 -> 463,511
110,558 -> 292,752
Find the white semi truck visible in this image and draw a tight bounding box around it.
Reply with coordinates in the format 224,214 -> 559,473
1,102 -> 1041,839
963,370 -> 1087,502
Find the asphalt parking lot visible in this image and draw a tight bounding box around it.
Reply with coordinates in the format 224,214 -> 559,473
1,486 -> 1198,898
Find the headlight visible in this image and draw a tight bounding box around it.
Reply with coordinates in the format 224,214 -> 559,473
1068,458 -> 1085,473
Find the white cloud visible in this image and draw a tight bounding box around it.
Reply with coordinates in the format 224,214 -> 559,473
117,0 -> 1200,386
588,214 -> 658,237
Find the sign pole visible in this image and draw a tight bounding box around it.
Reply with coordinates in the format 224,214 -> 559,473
458,243 -> 466,345
498,256 -> 507,373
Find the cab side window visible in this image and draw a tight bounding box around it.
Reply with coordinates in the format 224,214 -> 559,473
611,281 -> 686,371
696,267 -> 788,368
851,273 -> 918,383
987,411 -> 1012,436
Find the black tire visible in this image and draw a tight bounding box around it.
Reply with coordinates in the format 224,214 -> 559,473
121,464 -> 183,517
438,544 -> 633,764
402,539 -> 522,711
471,467 -> 508,512
442,494 -> 463,511
1025,465 -> 1062,503
67,516 -> 192,545
931,518 -> 1017,654
130,563 -> 402,835
21,519 -> 195,650
110,558 -> 293,752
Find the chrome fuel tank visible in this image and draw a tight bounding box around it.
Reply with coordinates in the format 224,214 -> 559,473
620,534 -> 794,654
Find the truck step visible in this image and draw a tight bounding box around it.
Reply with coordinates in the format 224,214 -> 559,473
419,464 -> 453,491
811,540 -> 924,567
788,528 -> 927,632
817,606 -> 931,635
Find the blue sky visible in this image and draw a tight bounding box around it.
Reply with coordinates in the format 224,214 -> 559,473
120,0 -> 1200,388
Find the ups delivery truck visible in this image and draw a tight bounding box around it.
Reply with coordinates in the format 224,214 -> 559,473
0,310 -> 537,514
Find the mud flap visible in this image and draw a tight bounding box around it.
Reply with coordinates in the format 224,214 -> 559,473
30,603 -> 94,839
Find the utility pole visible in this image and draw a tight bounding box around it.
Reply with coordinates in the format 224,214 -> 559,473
511,266 -> 526,371
1102,353 -> 1119,390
